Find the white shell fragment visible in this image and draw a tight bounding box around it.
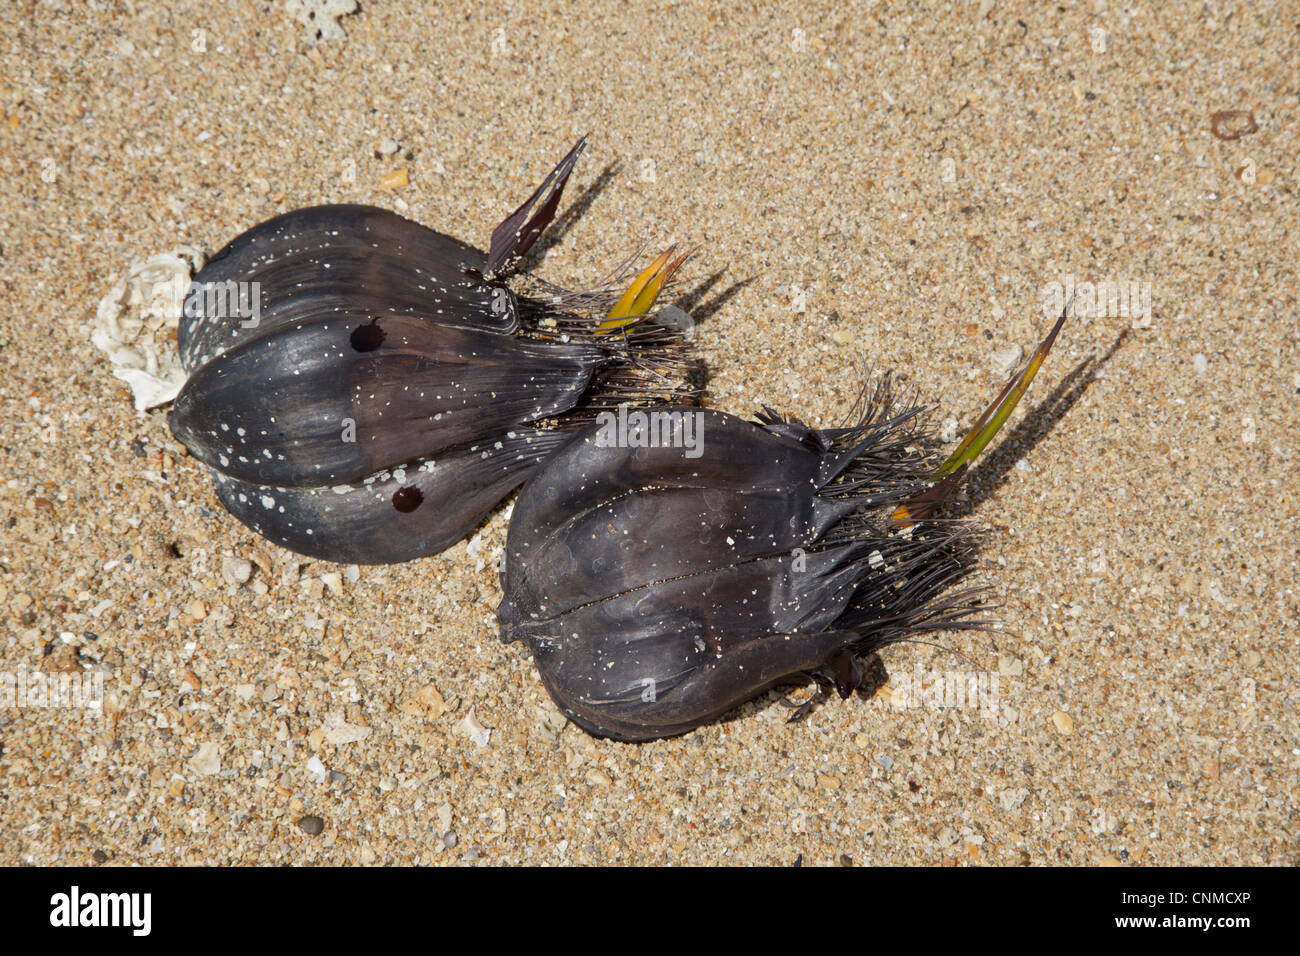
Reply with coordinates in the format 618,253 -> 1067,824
92,247 -> 205,411
188,741 -> 222,776
990,343 -> 1024,378
286,0 -> 359,43
322,711 -> 372,745
939,415 -> 960,443
458,708 -> 492,748
306,754 -> 328,783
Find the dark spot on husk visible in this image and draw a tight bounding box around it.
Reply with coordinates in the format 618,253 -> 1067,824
350,318 -> 385,352
392,486 -> 423,512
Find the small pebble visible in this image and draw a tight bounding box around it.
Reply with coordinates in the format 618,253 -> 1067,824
220,556 -> 252,585
1051,711 -> 1074,735
405,683 -> 445,719
1192,352 -> 1208,374
189,742 -> 221,775
322,712 -> 371,745
380,167 -> 410,189
459,709 -> 491,747
1240,416 -> 1257,445
990,343 -> 1023,377
297,815 -> 325,836
307,755 -> 327,782
1210,109 -> 1257,140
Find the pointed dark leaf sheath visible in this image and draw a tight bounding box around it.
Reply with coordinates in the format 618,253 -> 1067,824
170,141 -> 696,564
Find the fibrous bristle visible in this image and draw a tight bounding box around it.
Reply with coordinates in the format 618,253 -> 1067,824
835,531 -> 986,652
567,320 -> 702,421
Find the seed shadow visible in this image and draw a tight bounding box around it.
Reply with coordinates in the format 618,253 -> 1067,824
947,326 -> 1130,518
528,161 -> 622,263
678,272 -> 754,329
664,273 -> 756,397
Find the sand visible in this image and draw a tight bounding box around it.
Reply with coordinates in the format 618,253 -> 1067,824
1,0 -> 1296,865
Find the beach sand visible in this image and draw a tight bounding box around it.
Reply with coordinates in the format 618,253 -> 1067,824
1,0 -> 1296,865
